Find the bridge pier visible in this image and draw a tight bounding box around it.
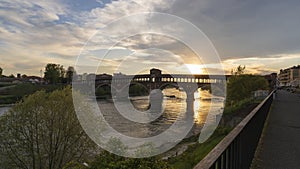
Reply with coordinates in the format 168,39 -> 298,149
149,89 -> 163,114
185,91 -> 196,136
114,90 -> 128,101
186,92 -> 195,114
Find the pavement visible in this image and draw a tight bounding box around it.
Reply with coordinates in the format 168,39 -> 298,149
254,90 -> 300,169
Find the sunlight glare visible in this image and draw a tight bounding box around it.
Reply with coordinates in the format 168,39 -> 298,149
186,64 -> 204,74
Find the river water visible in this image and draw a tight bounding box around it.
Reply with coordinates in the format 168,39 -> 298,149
97,88 -> 224,138
0,89 -> 224,139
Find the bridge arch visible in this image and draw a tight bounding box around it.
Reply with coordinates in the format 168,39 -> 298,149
128,82 -> 150,96
95,83 -> 115,97
159,82 -> 179,91
95,83 -> 111,90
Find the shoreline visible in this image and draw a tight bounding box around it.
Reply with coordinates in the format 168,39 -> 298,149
0,104 -> 14,108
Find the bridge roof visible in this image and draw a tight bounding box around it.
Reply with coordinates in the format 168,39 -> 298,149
93,74 -> 231,80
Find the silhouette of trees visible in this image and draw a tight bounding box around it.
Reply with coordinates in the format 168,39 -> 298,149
0,67 -> 2,77
21,74 -> 27,78
227,66 -> 269,104
44,63 -> 65,84
8,74 -> 15,78
231,65 -> 246,75
0,87 -> 96,169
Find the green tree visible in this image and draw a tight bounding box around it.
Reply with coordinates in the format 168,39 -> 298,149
0,87 -> 96,169
129,84 -> 149,96
44,63 -> 65,84
227,67 -> 269,104
95,86 -> 111,97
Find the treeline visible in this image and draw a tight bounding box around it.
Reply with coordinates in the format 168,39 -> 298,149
44,63 -> 75,84
0,64 -> 75,84
226,65 -> 269,106
0,83 -> 65,105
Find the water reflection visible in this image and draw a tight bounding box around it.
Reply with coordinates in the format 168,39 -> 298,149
97,88 -> 224,138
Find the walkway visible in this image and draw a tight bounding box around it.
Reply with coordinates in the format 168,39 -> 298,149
255,90 -> 300,169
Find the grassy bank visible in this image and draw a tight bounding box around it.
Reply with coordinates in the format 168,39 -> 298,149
166,126 -> 232,169
0,83 -> 66,105
166,98 -> 261,169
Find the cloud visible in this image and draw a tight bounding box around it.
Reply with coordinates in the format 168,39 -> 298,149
0,0 -> 178,75
167,0 -> 300,59
1,0 -> 300,76
222,54 -> 300,74
78,0 -> 175,28
0,0 -> 91,75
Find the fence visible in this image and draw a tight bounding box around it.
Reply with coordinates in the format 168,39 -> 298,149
194,91 -> 274,169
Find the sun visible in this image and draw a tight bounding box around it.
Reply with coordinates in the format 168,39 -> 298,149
185,64 -> 204,74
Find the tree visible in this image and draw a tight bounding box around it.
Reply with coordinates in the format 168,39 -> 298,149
8,74 -> 15,78
66,66 -> 76,84
44,63 -> 65,84
21,74 -> 27,78
227,66 -> 269,104
231,65 -> 245,75
0,87 -> 96,169
0,67 -> 2,77
129,84 -> 149,96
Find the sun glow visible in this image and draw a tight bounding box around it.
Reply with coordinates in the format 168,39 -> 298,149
185,64 -> 204,74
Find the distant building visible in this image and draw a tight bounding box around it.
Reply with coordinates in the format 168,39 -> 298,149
254,90 -> 269,99
291,79 -> 300,87
278,65 -> 300,87
0,76 -> 44,84
12,79 -> 23,84
26,76 -> 44,84
264,73 -> 277,89
113,72 -> 126,77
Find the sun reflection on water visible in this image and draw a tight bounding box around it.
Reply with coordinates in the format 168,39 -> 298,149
193,89 -> 213,125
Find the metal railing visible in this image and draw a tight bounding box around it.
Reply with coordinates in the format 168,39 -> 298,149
194,91 -> 274,169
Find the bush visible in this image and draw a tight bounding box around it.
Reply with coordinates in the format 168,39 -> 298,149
0,87 -> 95,169
88,151 -> 172,169
227,74 -> 269,104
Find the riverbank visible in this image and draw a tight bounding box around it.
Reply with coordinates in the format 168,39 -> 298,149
0,84 -> 265,168
0,104 -> 14,108
165,99 -> 260,169
0,83 -> 66,105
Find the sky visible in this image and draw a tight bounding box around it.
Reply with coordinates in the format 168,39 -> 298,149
0,0 -> 300,76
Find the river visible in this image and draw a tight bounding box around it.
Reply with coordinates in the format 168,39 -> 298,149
97,88 -> 224,138
0,89 -> 224,138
